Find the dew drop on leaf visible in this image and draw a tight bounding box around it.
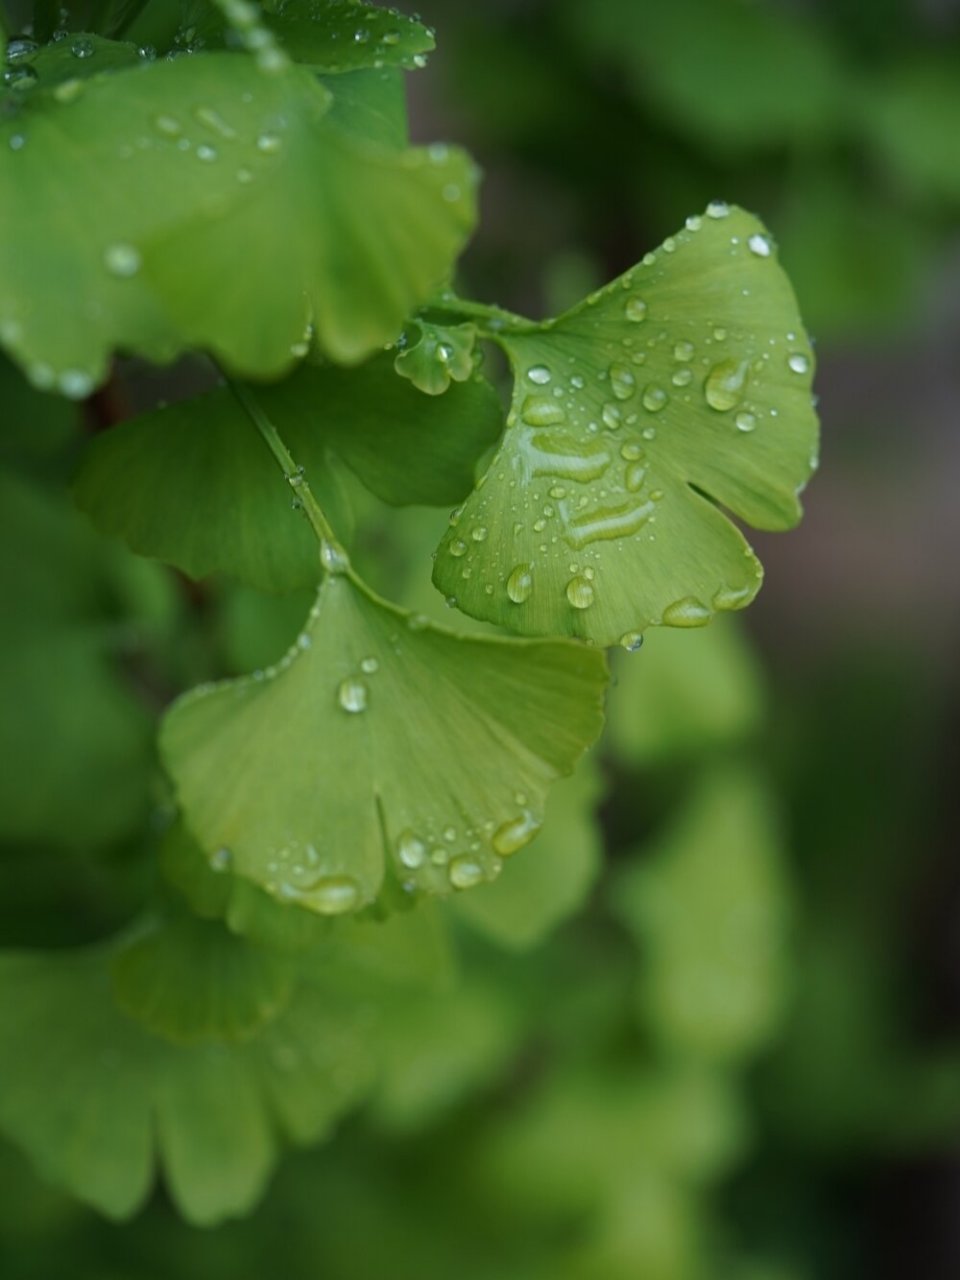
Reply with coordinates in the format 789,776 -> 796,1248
506,563 -> 533,604
642,384 -> 668,412
565,575 -> 595,610
662,597 -> 712,627
787,352 -> 810,374
103,243 -> 141,278
704,359 -> 749,411
492,811 -> 541,856
397,831 -> 426,869
624,296 -> 648,323
448,855 -> 485,889
526,364 -> 552,385
735,411 -> 757,432
619,632 -> 644,652
311,875 -> 361,914
748,233 -> 772,257
337,678 -> 368,713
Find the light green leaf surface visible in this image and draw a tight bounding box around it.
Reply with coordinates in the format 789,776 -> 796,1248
394,319 -> 478,395
613,766 -> 790,1062
0,908 -> 449,1222
0,54 -> 476,388
433,206 -> 818,645
161,571 -> 608,916
605,616 -> 764,765
74,354 -> 501,590
111,907 -> 296,1043
451,760 -> 604,949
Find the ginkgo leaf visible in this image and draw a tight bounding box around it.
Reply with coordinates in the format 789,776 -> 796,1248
451,760 -> 604,950
160,568 -> 608,917
0,906 -> 448,1223
612,766 -> 790,1062
432,205 -> 818,645
110,907 -> 296,1044
0,54 -> 476,389
265,0 -> 435,74
73,354 -> 502,591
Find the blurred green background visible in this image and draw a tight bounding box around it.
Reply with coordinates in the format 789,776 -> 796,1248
3,0 -> 960,1276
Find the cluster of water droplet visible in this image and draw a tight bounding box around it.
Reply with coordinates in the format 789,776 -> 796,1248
437,205 -> 813,631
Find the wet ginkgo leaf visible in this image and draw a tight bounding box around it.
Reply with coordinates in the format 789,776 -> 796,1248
0,54 -> 475,389
160,570 -> 608,917
394,319 -> 478,395
433,205 -> 818,645
73,354 -> 501,592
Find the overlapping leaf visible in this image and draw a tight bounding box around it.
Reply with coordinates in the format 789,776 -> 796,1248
433,206 -> 818,645
0,53 -> 475,389
160,570 -> 608,917
74,354 -> 502,591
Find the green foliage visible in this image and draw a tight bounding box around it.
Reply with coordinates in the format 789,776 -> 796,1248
0,0 -> 834,1260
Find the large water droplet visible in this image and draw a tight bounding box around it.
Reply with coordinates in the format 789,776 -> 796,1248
706,200 -> 730,219
787,352 -> 809,374
397,830 -> 426,869
521,395 -> 565,427
704,359 -> 749,411
747,233 -> 771,257
6,36 -> 39,63
624,462 -> 647,492
338,678 -> 368,713
492,811 -> 541,856
448,538 -> 467,558
319,538 -> 349,574
642,384 -> 668,412
565,575 -> 595,609
311,875 -> 361,914
735,410 -> 757,432
526,364 -> 552,385
712,584 -> 753,610
619,632 -> 644,652
71,37 -> 94,58
609,363 -> 636,401
601,403 -> 622,430
662,597 -> 711,627
506,564 -> 533,604
448,855 -> 485,889
624,296 -> 648,323
528,432 -> 611,482
360,656 -> 379,674
567,499 -> 653,548
673,340 -> 695,362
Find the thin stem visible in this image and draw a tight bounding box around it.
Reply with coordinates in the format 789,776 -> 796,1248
228,378 -> 340,551
425,294 -> 540,337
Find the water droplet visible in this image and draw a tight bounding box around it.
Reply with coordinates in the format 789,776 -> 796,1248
735,410 -> 757,432
526,364 -> 552,385
601,403 -> 622,430
492,811 -> 541,856
704,359 -> 749,411
624,296 -> 648,323
673,340 -> 695,362
747,233 -> 771,257
397,830 -> 426,869
712,584 -> 752,610
195,143 -> 218,162
337,678 -> 368,713
154,114 -> 182,137
565,575 -> 595,609
706,199 -> 730,219
506,563 -> 533,604
59,369 -> 93,399
3,64 -> 37,88
449,855 -> 485,890
521,395 -> 565,427
319,538 -> 349,574
311,875 -> 361,914
625,462 -> 647,492
567,499 -> 653,548
71,37 -> 94,58
383,29 -> 401,45
209,846 -> 232,872
787,352 -> 810,374
257,132 -> 281,153
194,105 -> 237,138
360,656 -> 379,674
471,526 -> 488,542
620,442 -> 644,461
5,36 -> 39,63
642,384 -> 668,412
528,432 -> 611,482
103,242 -> 141,278
448,538 -> 467,557
672,368 -> 693,388
619,632 -> 644,652
609,363 -> 636,401
662,597 -> 711,627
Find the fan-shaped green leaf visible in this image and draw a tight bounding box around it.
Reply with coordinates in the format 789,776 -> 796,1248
0,55 -> 476,389
160,570 -> 608,917
111,908 -> 296,1043
433,206 -> 818,645
74,355 -> 502,590
0,910 -> 445,1222
613,766 -> 790,1062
